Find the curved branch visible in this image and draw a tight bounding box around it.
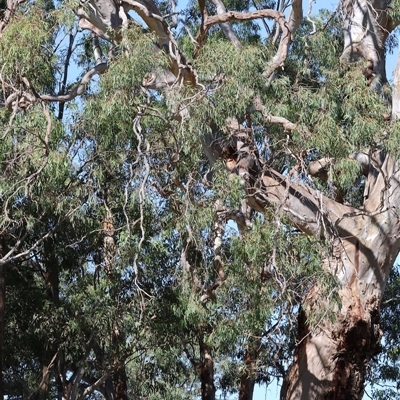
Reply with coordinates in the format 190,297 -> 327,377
40,63 -> 107,102
252,96 -> 297,132
195,8 -> 292,79
122,0 -> 199,85
3,63 -> 107,110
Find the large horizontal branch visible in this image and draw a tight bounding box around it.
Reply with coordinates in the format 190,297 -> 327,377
250,167 -> 358,237
204,9 -> 285,31
263,114 -> 297,131
203,122 -> 357,238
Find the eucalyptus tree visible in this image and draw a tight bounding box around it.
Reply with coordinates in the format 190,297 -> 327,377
1,0 -> 400,400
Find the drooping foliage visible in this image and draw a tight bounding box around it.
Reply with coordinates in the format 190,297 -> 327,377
1,1 -> 400,399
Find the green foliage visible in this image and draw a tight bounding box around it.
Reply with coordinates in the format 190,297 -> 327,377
2,1 -> 400,400
194,39 -> 268,126
0,7 -> 55,91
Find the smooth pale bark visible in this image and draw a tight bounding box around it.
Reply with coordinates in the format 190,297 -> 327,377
341,0 -> 392,92
392,52 -> 400,119
209,0 -> 241,47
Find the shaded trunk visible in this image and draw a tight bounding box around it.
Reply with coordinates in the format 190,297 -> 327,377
39,365 -> 51,400
238,345 -> 258,400
112,327 -> 128,400
0,263 -> 4,400
113,366 -> 128,400
199,339 -> 215,400
280,2 -> 399,398
0,235 -> 7,400
281,281 -> 382,400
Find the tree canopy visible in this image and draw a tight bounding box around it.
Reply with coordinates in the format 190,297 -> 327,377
1,0 -> 400,399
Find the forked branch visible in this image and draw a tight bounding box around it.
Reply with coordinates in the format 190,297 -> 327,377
196,8 -> 294,78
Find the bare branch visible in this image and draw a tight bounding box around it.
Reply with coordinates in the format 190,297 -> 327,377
57,32 -> 76,120
263,114 -> 297,131
27,352 -> 58,400
122,0 -> 199,86
253,96 -> 297,131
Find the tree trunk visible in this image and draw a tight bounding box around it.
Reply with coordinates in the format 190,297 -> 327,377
279,2 -> 399,397
238,346 -> 258,400
281,281 -> 382,400
341,0 -> 392,93
280,163 -> 400,399
199,339 -> 215,400
113,366 -> 128,400
0,234 -> 7,400
0,263 -> 4,400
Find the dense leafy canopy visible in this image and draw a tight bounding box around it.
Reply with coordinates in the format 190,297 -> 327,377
1,0 -> 400,399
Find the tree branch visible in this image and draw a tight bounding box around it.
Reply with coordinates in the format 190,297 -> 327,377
209,0 -> 241,47
77,372 -> 110,400
0,0 -> 27,36
196,8 -> 294,78
288,0 -> 303,39
41,63 -> 107,102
